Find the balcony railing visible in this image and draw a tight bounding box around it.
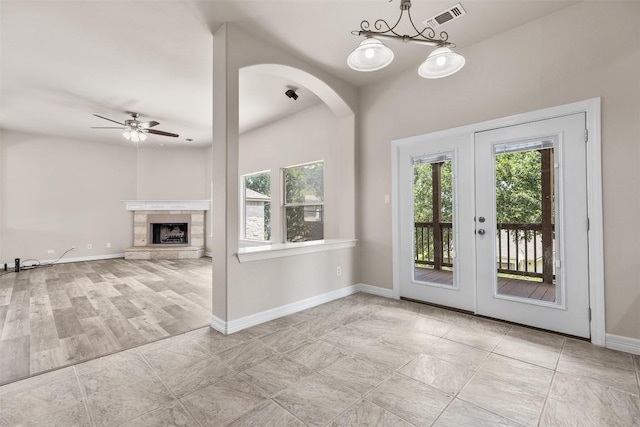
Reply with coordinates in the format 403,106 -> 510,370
414,222 -> 555,284
414,222 -> 453,269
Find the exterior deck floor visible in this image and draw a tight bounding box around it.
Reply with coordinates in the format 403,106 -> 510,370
414,266 -> 556,302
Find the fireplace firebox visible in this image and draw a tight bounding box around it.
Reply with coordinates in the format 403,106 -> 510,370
152,223 -> 188,245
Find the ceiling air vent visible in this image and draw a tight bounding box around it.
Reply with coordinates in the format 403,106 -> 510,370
422,3 -> 466,29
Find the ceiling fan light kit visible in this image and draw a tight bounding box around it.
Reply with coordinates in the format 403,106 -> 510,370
123,129 -> 147,143
348,0 -> 465,78
91,112 -> 179,147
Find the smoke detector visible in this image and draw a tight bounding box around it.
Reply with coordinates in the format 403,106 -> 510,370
422,3 -> 466,29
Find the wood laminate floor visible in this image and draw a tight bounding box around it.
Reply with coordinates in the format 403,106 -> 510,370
0,257 -> 212,385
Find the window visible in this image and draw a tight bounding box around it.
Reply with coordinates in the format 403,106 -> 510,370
242,171 -> 271,241
283,161 -> 324,242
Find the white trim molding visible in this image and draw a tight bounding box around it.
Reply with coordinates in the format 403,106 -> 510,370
606,333 -> 640,355
237,239 -> 357,263
122,200 -> 211,211
209,283 -> 394,335
357,283 -> 394,299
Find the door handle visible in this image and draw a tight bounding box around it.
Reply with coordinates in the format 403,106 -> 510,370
477,229 -> 486,235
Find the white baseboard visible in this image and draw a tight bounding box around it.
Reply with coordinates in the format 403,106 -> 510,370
605,333 -> 640,355
5,253 -> 125,269
209,283 -> 394,335
356,283 -> 395,298
210,314 -> 228,334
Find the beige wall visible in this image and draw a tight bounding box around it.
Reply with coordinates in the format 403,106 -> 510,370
358,2 -> 640,339
136,147 -> 209,200
0,131 -> 137,260
0,131 -> 211,261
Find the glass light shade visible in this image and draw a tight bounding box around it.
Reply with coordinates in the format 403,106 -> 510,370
347,38 -> 394,72
122,130 -> 131,140
130,131 -> 141,143
418,47 -> 465,79
138,132 -> 147,141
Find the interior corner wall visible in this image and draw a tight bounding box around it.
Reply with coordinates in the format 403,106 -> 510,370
0,131 -> 5,263
358,1 -> 640,340
205,144 -> 213,254
212,23 -> 359,323
0,131 -> 137,261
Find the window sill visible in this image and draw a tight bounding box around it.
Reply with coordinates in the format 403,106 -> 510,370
236,239 -> 357,263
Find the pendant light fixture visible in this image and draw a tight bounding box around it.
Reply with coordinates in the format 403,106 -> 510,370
348,0 -> 465,78
347,38 -> 395,72
418,47 -> 465,79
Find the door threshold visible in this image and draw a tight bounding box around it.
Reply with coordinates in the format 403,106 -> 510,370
400,296 -> 590,341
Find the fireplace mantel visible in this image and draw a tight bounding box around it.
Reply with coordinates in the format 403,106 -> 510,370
122,200 -> 210,211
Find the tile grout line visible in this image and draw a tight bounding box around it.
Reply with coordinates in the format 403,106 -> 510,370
73,365 -> 96,427
533,333 -> 568,426
428,397 -> 457,427
536,369 -> 558,427
270,398 -> 310,426
635,356 -> 640,395
448,344 -> 535,427
342,342 -> 437,426
130,346 -> 204,427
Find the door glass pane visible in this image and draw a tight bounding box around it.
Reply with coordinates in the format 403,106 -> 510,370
413,154 -> 455,286
494,141 -> 557,302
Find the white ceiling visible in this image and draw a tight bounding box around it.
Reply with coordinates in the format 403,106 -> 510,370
0,1 -> 578,149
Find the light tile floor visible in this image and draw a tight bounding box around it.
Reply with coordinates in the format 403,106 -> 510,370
1,293 -> 639,426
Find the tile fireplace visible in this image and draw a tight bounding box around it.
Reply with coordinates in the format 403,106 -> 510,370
122,200 -> 210,260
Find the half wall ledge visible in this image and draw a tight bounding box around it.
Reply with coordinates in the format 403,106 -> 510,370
237,239 -> 357,262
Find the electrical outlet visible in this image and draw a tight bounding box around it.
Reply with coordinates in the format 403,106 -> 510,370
47,249 -> 55,254
87,244 -> 93,250
336,266 -> 342,277
106,242 -> 111,248
384,194 -> 390,204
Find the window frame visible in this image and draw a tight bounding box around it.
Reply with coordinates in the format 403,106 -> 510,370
240,170 -> 272,243
282,160 -> 325,243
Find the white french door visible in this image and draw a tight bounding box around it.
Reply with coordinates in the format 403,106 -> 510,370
397,113 -> 591,337
397,132 -> 475,312
475,113 -> 590,337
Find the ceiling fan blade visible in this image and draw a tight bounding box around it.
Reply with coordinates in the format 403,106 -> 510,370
139,120 -> 160,128
93,114 -> 125,126
91,126 -> 125,129
147,129 -> 179,138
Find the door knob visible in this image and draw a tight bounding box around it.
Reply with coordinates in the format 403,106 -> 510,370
477,229 -> 486,235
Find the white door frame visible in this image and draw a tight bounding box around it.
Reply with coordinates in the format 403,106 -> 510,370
391,98 -> 604,345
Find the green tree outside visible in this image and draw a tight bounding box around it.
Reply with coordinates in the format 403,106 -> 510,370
284,162 -> 324,242
413,150 -> 548,266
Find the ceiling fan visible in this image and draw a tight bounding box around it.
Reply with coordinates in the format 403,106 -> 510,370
91,112 -> 179,145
